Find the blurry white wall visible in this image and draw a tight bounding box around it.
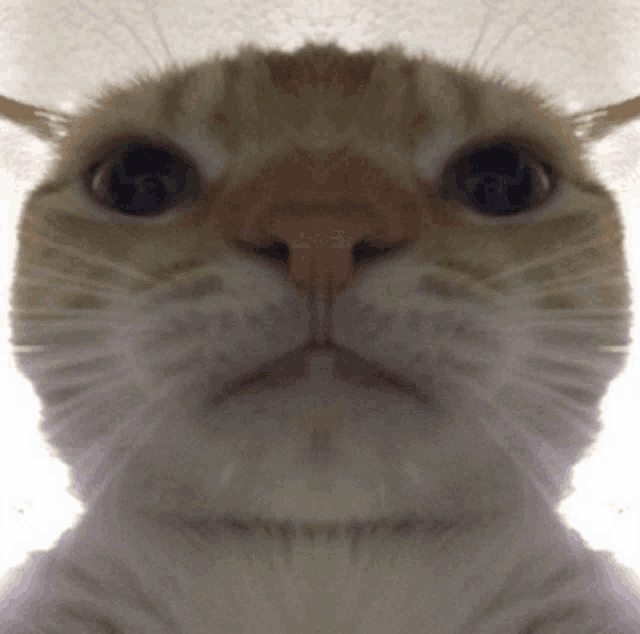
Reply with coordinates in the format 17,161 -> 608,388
1,0 -> 639,588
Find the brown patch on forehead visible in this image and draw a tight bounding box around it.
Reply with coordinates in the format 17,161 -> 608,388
210,44 -> 420,165
248,45 -> 381,97
158,68 -> 200,128
437,69 -> 483,131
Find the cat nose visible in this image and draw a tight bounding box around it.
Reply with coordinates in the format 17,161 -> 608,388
245,214 -> 411,301
223,151 -> 421,300
272,216 -> 369,299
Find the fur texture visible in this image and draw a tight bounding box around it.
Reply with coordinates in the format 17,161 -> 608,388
1,43 -> 639,632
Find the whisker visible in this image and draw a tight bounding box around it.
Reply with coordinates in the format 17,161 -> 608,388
476,235 -> 621,288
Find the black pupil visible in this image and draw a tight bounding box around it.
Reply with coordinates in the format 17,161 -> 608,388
448,144 -> 537,216
108,145 -> 192,216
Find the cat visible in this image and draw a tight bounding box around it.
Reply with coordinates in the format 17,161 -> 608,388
1,41 -> 640,633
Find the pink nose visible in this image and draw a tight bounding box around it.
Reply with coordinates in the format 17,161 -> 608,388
235,205 -> 416,301
270,216 -> 374,299
215,151 -> 424,300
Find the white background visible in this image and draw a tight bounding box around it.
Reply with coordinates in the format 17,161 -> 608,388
1,0 -> 639,590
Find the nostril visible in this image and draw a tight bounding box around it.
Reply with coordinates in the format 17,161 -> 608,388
249,239 -> 397,268
235,228 -> 412,296
245,239 -> 405,270
352,240 -> 396,265
252,240 -> 289,265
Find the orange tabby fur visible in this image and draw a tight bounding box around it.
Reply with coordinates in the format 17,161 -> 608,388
1,42 -> 639,633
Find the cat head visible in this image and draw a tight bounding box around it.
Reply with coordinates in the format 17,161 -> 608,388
8,43 -> 631,520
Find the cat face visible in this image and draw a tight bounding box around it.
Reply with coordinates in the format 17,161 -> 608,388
5,41 -> 640,634
11,43 -> 630,524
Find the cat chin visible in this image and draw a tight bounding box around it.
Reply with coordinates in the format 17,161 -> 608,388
102,349 -> 528,530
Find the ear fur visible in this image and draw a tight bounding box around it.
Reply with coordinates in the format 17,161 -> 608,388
0,94 -> 70,141
571,95 -> 640,141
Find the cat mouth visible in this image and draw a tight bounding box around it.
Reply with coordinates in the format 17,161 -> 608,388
209,291 -> 428,405
209,341 -> 428,406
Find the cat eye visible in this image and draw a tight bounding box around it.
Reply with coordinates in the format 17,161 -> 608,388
440,140 -> 554,218
86,140 -> 201,217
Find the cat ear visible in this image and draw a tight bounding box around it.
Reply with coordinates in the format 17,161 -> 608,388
0,94 -> 70,141
570,95 -> 640,142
